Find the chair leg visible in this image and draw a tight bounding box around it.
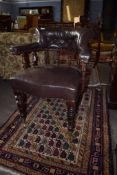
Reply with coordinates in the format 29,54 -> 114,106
14,91 -> 27,121
67,100 -> 76,131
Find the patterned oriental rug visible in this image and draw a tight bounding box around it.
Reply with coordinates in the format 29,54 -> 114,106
0,87 -> 113,175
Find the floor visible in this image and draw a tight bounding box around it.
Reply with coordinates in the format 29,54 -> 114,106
0,76 -> 117,175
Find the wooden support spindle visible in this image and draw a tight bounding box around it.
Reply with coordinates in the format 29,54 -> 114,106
22,53 -> 31,69
32,52 -> 38,67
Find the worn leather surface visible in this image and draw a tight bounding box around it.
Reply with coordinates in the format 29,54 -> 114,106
11,26 -> 97,63
11,66 -> 82,101
39,26 -> 96,62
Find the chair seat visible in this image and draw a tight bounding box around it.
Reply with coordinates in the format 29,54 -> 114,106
11,66 -> 82,101
10,66 -> 82,131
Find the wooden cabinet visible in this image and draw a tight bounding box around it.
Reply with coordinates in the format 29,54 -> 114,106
26,15 -> 39,28
19,6 -> 53,26
0,15 -> 11,31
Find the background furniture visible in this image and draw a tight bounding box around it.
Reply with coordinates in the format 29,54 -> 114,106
0,15 -> 11,31
19,6 -> 53,29
0,32 -> 36,79
26,14 -> 39,28
109,45 -> 117,109
89,23 -> 114,67
89,23 -> 117,109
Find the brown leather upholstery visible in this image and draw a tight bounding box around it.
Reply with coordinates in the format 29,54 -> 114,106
10,66 -> 82,132
11,66 -> 82,101
10,26 -> 97,132
11,26 -> 97,64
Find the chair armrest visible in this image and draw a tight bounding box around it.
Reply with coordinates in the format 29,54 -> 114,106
10,43 -> 44,69
10,42 -> 43,55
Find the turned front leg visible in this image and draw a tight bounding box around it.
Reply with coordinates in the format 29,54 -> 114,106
67,100 -> 77,131
14,91 -> 27,121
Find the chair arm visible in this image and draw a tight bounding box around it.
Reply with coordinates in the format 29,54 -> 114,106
10,43 -> 44,69
10,42 -> 43,55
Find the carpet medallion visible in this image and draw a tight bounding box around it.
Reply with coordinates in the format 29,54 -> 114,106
0,87 -> 113,175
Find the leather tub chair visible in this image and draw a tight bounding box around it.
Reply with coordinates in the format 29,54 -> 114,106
10,26 -> 96,131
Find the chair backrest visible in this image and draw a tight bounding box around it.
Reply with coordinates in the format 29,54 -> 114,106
10,26 -> 97,71
38,26 -> 97,63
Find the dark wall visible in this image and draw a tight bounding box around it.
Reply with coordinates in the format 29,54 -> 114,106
0,0 -> 103,23
0,2 -> 11,15
1,0 -> 117,27
102,0 -> 117,31
0,1 -> 61,22
89,0 -> 103,22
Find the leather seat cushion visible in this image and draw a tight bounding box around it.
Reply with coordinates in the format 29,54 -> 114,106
10,66 -> 82,101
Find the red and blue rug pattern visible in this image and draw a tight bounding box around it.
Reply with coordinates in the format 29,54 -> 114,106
0,87 -> 113,175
